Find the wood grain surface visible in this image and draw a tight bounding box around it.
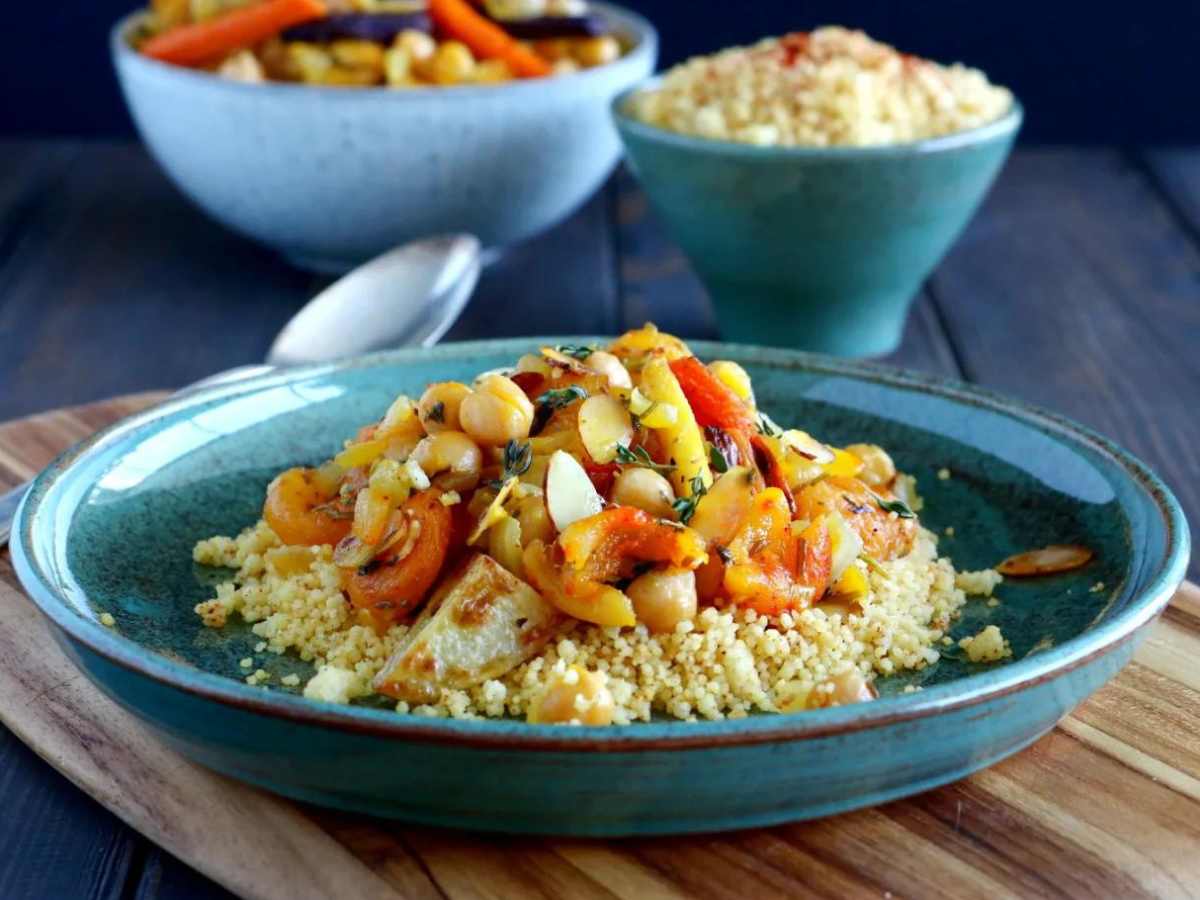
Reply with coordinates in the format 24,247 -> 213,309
1,396 -> 1198,900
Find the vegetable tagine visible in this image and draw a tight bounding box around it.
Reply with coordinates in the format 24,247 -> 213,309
136,0 -> 627,86
194,326 -> 1043,725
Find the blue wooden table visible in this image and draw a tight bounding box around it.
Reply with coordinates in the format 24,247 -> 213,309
0,139 -> 1198,899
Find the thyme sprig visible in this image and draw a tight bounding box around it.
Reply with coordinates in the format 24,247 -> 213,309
615,444 -> 676,475
535,385 -> 589,412
485,439 -> 533,490
671,474 -> 708,525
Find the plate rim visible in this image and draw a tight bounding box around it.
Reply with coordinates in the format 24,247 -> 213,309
12,337 -> 1191,751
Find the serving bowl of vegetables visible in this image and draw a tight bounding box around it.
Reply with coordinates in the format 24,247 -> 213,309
113,0 -> 656,272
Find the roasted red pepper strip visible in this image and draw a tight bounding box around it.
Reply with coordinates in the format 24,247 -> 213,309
668,356 -> 757,436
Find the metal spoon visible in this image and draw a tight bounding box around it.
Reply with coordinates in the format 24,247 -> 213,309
0,233 -> 482,548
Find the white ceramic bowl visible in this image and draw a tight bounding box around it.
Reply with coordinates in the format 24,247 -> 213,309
112,4 -> 656,272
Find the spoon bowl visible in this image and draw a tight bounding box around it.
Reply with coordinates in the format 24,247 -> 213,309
267,234 -> 481,365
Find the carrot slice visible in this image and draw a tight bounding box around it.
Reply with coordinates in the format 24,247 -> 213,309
427,0 -> 552,78
142,0 -> 328,67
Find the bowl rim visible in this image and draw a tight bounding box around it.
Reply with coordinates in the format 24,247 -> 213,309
12,338 -> 1189,752
611,76 -> 1024,158
110,0 -> 658,100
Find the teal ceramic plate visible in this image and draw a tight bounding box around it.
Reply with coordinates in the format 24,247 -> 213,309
12,339 -> 1189,835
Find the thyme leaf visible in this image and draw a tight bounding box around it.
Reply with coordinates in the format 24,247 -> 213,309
555,344 -> 596,361
615,444 -> 676,475
485,439 -> 533,490
670,474 -> 708,525
424,401 -> 445,424
757,411 -> 783,437
708,442 -> 730,473
536,385 -> 589,412
869,489 -> 916,519
311,501 -> 355,520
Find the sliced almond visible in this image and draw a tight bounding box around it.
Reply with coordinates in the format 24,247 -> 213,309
543,449 -> 605,533
996,545 -> 1093,577
577,394 -> 634,464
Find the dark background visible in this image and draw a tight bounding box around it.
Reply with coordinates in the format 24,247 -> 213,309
2,0 -> 1196,142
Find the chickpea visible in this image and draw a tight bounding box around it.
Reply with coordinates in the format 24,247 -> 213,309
473,59 -> 514,83
625,567 -> 698,634
393,28 -> 436,62
485,0 -> 546,19
573,35 -> 621,68
584,349 -> 632,390
330,39 -> 385,72
517,493 -> 556,545
425,40 -> 475,85
611,466 -> 675,519
808,668 -> 878,709
418,381 -> 471,434
845,443 -> 896,488
411,431 -> 483,491
459,375 -> 535,446
527,665 -> 614,725
532,38 -> 573,62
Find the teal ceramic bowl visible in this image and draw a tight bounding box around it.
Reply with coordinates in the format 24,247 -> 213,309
613,86 -> 1023,356
12,339 -> 1187,836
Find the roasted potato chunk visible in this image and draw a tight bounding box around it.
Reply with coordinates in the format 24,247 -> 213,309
374,553 -> 563,703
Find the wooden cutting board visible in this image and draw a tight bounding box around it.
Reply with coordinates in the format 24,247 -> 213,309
1,396 -> 1199,900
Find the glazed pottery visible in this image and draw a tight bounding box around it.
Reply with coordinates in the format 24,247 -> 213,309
12,339 -> 1187,835
112,4 -> 656,273
613,87 -> 1022,356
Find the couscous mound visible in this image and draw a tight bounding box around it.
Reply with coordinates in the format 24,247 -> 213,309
627,27 -> 1013,147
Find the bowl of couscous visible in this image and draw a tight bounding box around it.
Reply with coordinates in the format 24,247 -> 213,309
613,27 -> 1021,357
11,331 -> 1187,834
112,0 -> 656,272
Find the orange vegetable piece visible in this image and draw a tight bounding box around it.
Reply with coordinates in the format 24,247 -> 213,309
263,467 -> 352,547
141,0 -> 328,67
523,540 -> 636,628
427,0 -> 552,78
723,488 -> 814,616
340,491 -> 454,627
667,356 -> 757,436
795,517 -> 832,600
558,506 -> 709,584
794,476 -> 916,561
718,488 -> 831,615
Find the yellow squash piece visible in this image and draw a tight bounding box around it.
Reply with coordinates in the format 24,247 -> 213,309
828,564 -> 870,605
637,357 -> 713,498
607,324 -> 693,362
823,447 -> 866,479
